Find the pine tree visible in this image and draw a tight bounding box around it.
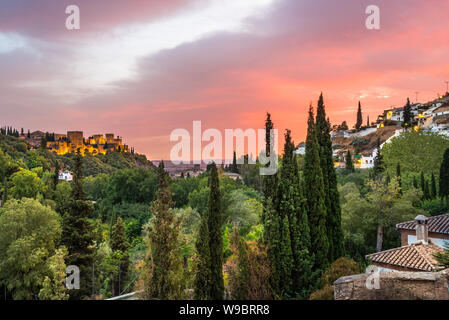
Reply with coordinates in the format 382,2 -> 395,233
61,150 -> 95,299
345,150 -> 354,172
431,172 -> 437,199
356,101 -> 363,130
304,105 -> 329,273
403,98 -> 412,129
315,94 -> 344,262
207,163 -> 224,299
439,148 -> 449,203
144,162 -> 184,299
110,217 -> 130,296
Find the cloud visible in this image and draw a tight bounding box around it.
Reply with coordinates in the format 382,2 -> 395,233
1,0 -> 449,159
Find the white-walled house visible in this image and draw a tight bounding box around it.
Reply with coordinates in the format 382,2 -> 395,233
59,170 -> 73,182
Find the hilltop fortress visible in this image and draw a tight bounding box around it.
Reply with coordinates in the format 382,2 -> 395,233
26,131 -> 130,155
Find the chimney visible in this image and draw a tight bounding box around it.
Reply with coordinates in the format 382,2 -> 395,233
415,215 -> 429,245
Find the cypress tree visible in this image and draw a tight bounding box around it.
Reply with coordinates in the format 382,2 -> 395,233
61,150 -> 95,299
439,148 -> 449,203
194,209 -> 212,299
431,172 -> 437,199
396,163 -> 402,194
231,151 -> 239,173
207,163 -> 224,299
403,98 -> 412,129
144,162 -> 184,299
304,105 -> 329,273
262,113 -> 278,222
373,138 -> 384,178
262,197 -> 281,297
276,130 -> 313,297
110,217 -> 130,296
315,94 -> 344,262
356,101 -> 363,130
345,150 -> 354,172
420,171 -> 429,199
413,176 -> 418,189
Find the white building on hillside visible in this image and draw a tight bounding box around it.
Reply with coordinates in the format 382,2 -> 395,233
59,170 -> 73,182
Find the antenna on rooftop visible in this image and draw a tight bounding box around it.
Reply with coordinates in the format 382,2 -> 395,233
414,92 -> 419,103
445,81 -> 449,94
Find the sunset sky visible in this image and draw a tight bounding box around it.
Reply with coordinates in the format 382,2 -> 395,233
1,0 -> 449,160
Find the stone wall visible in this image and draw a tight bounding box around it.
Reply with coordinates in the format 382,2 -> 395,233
334,269 -> 449,300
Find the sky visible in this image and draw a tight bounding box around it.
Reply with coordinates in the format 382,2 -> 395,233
1,0 -> 449,160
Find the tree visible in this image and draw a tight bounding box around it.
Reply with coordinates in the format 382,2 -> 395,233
420,171 -> 429,200
345,150 -> 354,172
366,178 -> 423,252
431,172 -> 437,199
10,169 -> 45,199
226,228 -> 271,300
309,257 -> 360,300
194,206 -> 212,299
440,148 -> 449,203
403,98 -> 412,128
315,94 -> 344,262
396,163 -> 402,194
110,217 -> 129,296
373,138 -> 385,178
356,101 -> 363,130
304,105 -> 329,272
143,162 -> 184,299
61,151 -> 95,299
207,163 -> 224,299
274,129 -> 313,297
0,198 -> 68,300
262,112 -> 278,223
383,131 -> 449,177
231,151 -> 239,174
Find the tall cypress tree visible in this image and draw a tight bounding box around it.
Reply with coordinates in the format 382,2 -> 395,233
356,101 -> 363,130
420,171 -> 429,199
403,98 -> 412,129
396,163 -> 402,194
275,130 -> 313,298
373,138 -> 384,178
315,94 -> 344,262
304,105 -> 329,273
431,172 -> 437,199
439,148 -> 449,203
61,150 -> 95,299
144,162 -> 184,299
207,163 -> 224,299
194,208 -> 212,299
345,150 -> 354,173
231,151 -> 239,174
262,113 -> 278,222
110,217 -> 130,297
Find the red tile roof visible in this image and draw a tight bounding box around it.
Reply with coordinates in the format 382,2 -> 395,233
396,213 -> 449,235
366,241 -> 445,272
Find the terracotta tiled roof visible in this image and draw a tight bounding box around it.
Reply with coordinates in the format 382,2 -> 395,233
396,213 -> 449,235
366,241 -> 445,272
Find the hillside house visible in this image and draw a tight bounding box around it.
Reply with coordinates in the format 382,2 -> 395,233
366,215 -> 445,272
59,170 -> 73,182
397,213 -> 449,248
